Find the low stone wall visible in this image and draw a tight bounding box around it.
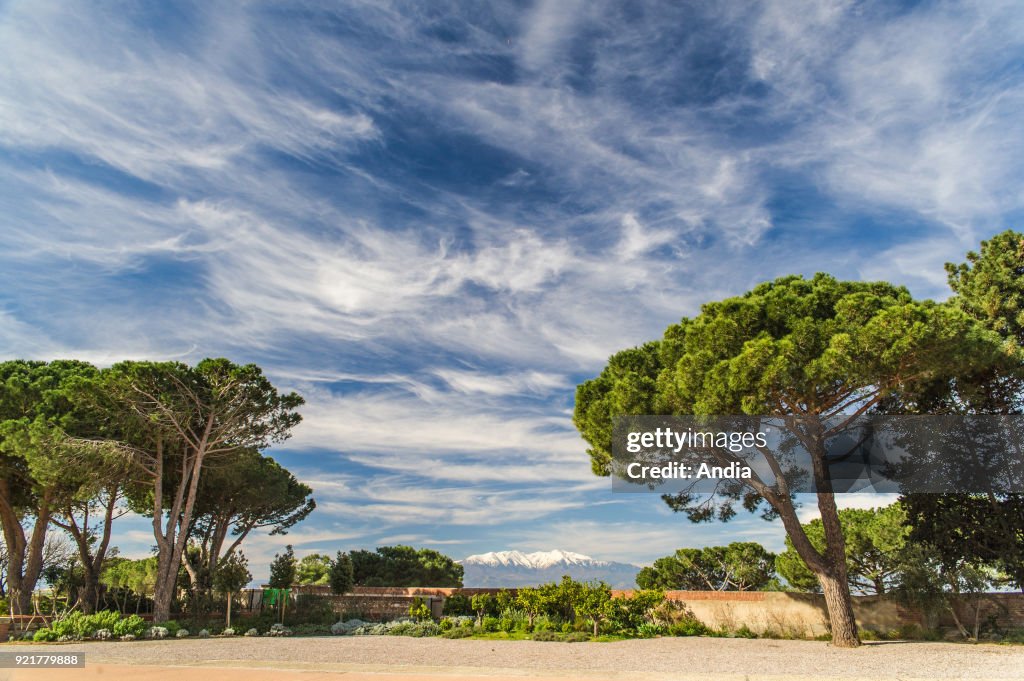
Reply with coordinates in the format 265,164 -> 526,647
281,586 -> 1024,635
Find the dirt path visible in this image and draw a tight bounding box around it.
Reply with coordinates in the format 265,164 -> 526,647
4,636 -> 1024,681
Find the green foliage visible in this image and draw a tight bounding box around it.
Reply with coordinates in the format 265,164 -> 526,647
213,552 -> 252,594
637,543 -> 776,591
442,626 -> 473,639
102,556 -> 158,606
894,543 -> 1002,640
495,589 -> 515,612
296,553 -> 332,586
113,614 -> 146,638
575,581 -> 612,635
409,597 -> 431,622
776,503 -> 910,594
574,273 -> 998,519
471,593 -> 493,622
947,229 -> 1024,353
514,587 -> 544,625
904,494 -> 1024,592
481,615 -> 500,632
604,590 -> 665,633
154,620 -> 181,636
350,545 -> 463,587
329,551 -> 354,595
33,628 -> 58,642
442,592 -> 473,616
268,545 -> 296,588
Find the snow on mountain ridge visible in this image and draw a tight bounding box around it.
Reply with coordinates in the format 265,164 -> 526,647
459,549 -> 641,589
461,549 -> 621,569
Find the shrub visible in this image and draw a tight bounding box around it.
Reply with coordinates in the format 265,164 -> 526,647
113,615 -> 146,638
291,623 -> 331,636
409,597 -> 431,622
386,622 -> 416,636
667,618 -> 709,637
438,618 -> 454,631
51,612 -> 89,639
33,628 -> 58,642
94,628 -> 114,641
533,617 -> 554,633
244,628 -> 259,637
154,620 -> 181,636
442,593 -> 473,617
409,622 -> 440,637
564,632 -> 590,642
269,623 -> 292,637
331,619 -> 367,635
221,627 -> 236,636
198,629 -> 210,638
176,629 -> 190,638
442,626 -> 472,639
120,634 -> 136,642
560,621 -> 572,634
531,630 -> 559,641
481,616 -> 500,633
88,610 -> 121,633
636,623 -> 665,638
147,627 -> 169,640
499,617 -> 515,633
732,625 -> 757,639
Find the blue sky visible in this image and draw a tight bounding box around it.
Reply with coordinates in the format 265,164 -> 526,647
3,1 -> 1024,580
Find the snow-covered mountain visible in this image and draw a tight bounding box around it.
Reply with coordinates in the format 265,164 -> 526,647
459,549 -> 640,589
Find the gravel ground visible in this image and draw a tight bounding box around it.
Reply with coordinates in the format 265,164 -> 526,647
7,636 -> 1024,680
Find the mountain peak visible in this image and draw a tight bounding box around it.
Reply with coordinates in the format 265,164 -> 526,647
461,549 -> 603,569
459,549 -> 639,589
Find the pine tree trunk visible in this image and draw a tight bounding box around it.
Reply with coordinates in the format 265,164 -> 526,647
819,571 -> 860,647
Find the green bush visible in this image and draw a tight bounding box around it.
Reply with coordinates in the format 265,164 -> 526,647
732,625 -> 757,639
441,626 -> 472,639
481,616 -> 500,633
533,617 -> 554,633
438,618 -> 454,631
154,620 -> 181,636
88,610 -> 121,633
409,597 -> 431,622
1001,628 -> 1024,644
636,623 -> 665,638
386,622 -> 416,636
442,593 -> 473,617
564,632 -> 590,642
531,630 -> 560,641
667,618 -> 709,637
33,628 -> 58,642
498,617 -> 515,633
113,614 -> 147,638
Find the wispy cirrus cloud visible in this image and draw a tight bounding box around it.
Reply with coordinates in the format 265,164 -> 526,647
2,0 -> 1022,565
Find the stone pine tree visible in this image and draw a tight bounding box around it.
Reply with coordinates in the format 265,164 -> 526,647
574,273 -> 1002,647
94,358 -> 303,623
